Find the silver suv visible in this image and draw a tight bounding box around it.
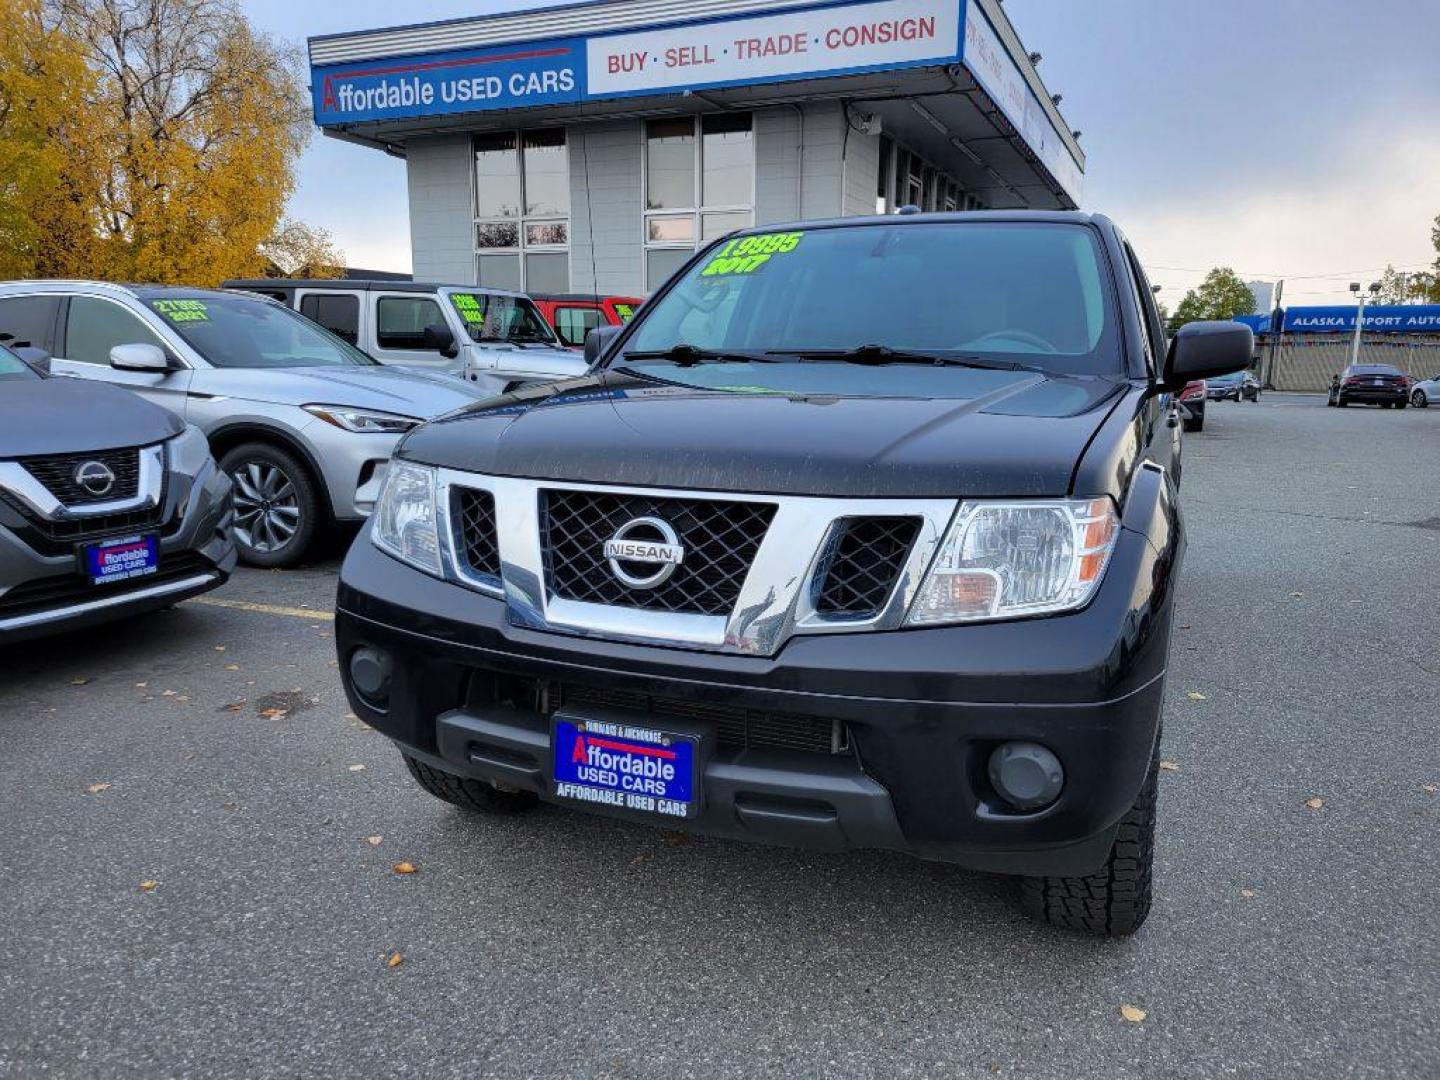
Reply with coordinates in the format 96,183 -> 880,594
0,282 -> 491,568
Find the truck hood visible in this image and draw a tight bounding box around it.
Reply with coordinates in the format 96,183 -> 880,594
191,365 -> 487,419
0,377 -> 183,457
463,342 -> 589,380
398,370 -> 1126,498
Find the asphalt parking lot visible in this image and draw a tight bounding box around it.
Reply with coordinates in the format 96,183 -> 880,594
2,393 -> 1436,1079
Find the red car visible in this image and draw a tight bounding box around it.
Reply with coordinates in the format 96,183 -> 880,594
531,294 -> 642,349
1178,379 -> 1207,431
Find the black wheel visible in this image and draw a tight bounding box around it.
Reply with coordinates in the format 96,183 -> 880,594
1381,402 -> 1393,409
402,753 -> 539,814
1327,395 -> 1336,407
1020,740 -> 1158,936
1413,390 -> 1428,408
219,442 -> 322,568
1337,397 -> 1348,407
1182,417 -> 1203,433
1396,401 -> 1407,410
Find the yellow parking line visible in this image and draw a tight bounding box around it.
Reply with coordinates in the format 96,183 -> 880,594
185,596 -> 335,621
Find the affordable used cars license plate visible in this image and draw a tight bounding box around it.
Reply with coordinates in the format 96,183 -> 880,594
551,716 -> 699,819
83,534 -> 159,586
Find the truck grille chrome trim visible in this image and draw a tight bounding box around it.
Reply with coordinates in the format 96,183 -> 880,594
435,469 -> 959,656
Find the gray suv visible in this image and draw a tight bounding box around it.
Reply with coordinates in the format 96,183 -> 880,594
0,343 -> 234,642
0,282 -> 490,568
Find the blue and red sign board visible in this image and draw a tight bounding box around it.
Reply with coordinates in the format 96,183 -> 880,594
552,717 -> 698,818
311,0 -> 966,126
1237,306 -> 1440,335
83,534 -> 158,586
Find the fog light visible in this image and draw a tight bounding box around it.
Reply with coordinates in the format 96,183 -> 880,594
988,742 -> 1064,811
349,647 -> 392,703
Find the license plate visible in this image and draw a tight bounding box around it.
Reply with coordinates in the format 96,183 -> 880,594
551,716 -> 700,819
83,534 -> 159,586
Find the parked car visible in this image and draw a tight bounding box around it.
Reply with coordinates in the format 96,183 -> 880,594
220,279 -> 587,395
0,281 -> 491,568
1326,364 -> 1409,408
335,210 -> 1252,936
530,293 -> 643,349
1205,369 -> 1260,402
1178,379 -> 1207,430
0,341 -> 234,642
1409,373 -> 1439,408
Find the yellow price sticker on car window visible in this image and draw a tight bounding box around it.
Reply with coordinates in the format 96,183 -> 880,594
700,231 -> 804,278
152,299 -> 209,323
451,293 -> 487,324
614,303 -> 635,322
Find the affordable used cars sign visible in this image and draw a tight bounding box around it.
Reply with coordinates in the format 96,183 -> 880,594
310,0 -> 963,126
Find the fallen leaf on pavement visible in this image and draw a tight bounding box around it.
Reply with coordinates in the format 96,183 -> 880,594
1290,591 -> 1304,598
71,677 -> 90,686
260,707 -> 288,719
225,664 -> 240,671
348,764 -> 366,773
392,862 -> 417,875
1240,889 -> 1256,899
214,645 -> 226,652
162,690 -> 176,697
1119,1005 -> 1147,1023
366,835 -> 383,846
135,682 -> 148,688
139,880 -> 158,892
1305,797 -> 1324,810
1178,624 -> 1191,630
1158,761 -> 1180,772
631,854 -> 651,865
1186,691 -> 1207,702
386,951 -> 404,968
1422,784 -> 1437,796
87,782 -> 112,794
225,701 -> 246,713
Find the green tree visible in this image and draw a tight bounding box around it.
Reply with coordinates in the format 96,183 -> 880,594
1173,267 -> 1256,326
1374,264 -> 1427,305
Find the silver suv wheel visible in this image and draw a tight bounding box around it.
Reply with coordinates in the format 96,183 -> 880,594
232,462 -> 301,553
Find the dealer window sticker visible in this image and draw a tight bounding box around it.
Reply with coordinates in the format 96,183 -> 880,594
700,231 -> 804,278
451,292 -> 487,324
152,299 -> 210,323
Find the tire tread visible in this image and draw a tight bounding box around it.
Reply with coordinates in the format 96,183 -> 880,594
402,753 -> 539,814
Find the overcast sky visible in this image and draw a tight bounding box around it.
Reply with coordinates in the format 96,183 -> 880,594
245,0 -> 1440,305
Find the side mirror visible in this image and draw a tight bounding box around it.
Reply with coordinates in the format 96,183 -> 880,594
1162,321 -> 1253,390
421,323 -> 458,359
13,346 -> 51,375
584,324 -> 622,367
110,342 -> 172,372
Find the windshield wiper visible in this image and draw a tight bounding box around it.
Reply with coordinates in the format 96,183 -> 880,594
621,344 -> 779,367
771,344 -> 1046,374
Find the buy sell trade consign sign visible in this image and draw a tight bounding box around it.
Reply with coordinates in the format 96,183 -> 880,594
312,0 -> 963,124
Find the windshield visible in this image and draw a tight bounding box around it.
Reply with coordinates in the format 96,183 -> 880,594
615,222 -> 1121,397
447,291 -> 559,346
146,295 -> 377,369
0,344 -> 39,380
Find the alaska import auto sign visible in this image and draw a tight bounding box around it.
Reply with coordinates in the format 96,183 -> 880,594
310,0 -> 963,126
1280,305 -> 1440,333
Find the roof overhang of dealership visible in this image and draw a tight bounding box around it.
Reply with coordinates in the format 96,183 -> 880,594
307,0 -> 1085,209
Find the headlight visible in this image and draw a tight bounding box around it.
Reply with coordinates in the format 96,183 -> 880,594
907,498 -> 1120,625
371,462 -> 442,576
303,404 -> 421,434
166,424 -> 212,474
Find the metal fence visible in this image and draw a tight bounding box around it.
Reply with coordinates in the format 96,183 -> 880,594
1260,334 -> 1440,392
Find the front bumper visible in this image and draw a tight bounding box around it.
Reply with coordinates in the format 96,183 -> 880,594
336,495 -> 1182,876
0,460 -> 236,642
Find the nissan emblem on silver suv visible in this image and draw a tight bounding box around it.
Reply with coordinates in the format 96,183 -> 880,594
603,517 -> 685,589
74,460 -> 117,497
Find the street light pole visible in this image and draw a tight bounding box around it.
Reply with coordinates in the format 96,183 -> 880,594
1348,281 -> 1382,368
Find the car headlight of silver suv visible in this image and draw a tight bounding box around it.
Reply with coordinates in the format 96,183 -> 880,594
303,404 -> 422,434
371,462 -> 442,576
906,497 -> 1121,625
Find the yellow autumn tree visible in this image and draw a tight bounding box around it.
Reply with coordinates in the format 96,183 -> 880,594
4,0 -> 322,284
0,0 -> 103,278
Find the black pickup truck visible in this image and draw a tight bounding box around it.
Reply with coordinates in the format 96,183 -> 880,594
335,211 -> 1250,936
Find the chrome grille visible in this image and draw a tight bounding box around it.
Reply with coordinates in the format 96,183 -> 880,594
19,447 -> 142,506
540,489 -> 775,616
815,517 -> 922,618
453,487 -> 501,579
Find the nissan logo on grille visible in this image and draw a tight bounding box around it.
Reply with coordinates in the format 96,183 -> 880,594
603,516 -> 685,590
74,460 -> 117,497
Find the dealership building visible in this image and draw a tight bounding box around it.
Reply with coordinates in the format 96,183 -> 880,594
307,0 -> 1084,296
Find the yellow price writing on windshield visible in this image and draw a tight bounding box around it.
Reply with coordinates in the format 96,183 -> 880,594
700,231 -> 804,277
152,299 -> 209,323
451,293 -> 487,324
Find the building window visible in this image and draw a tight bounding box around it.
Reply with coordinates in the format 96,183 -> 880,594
875,136 -> 976,215
644,113 -> 753,292
474,129 -> 569,292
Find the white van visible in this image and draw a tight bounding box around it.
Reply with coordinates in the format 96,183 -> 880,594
222,278 -> 587,396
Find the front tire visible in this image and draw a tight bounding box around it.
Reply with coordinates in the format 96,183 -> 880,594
1414,390 -> 1428,408
1020,742 -> 1158,937
403,753 -> 540,814
219,443 -> 322,569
